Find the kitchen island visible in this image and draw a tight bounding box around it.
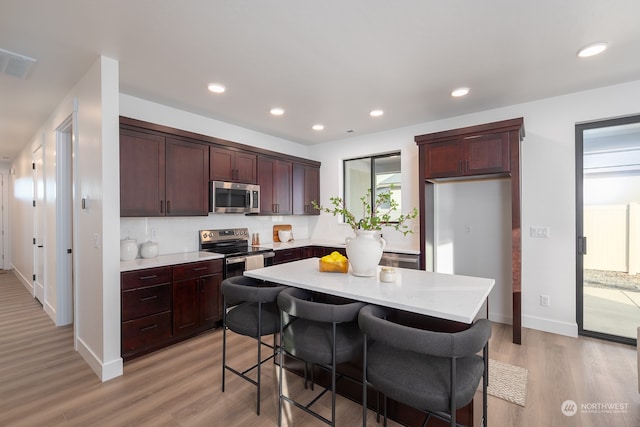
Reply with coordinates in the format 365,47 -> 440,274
245,257 -> 494,323
245,258 -> 494,427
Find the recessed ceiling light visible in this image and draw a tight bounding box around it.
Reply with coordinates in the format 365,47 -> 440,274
312,124 -> 324,131
451,87 -> 470,97
207,83 -> 226,94
270,107 -> 285,116
370,109 -> 384,117
577,42 -> 608,58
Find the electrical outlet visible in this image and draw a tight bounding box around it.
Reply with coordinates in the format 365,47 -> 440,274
93,233 -> 101,248
150,227 -> 157,240
540,295 -> 550,307
530,226 -> 550,238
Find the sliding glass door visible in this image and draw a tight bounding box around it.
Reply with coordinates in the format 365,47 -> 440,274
576,115 -> 640,344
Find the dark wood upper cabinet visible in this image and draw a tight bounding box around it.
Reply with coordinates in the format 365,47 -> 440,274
209,146 -> 257,184
120,117 -> 320,218
120,129 -> 166,217
422,132 -> 509,179
165,138 -> 209,216
292,163 -> 320,215
120,129 -> 209,217
257,156 -> 292,215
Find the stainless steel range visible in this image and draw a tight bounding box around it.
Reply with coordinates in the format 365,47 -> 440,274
199,228 -> 275,278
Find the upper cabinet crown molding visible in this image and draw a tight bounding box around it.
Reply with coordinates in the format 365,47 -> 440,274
415,117 -> 525,144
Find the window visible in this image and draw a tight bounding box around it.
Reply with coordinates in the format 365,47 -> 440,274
344,153 -> 403,222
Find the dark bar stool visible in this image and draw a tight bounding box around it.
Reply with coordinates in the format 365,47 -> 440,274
221,276 -> 287,415
358,304 -> 491,427
277,287 -> 365,427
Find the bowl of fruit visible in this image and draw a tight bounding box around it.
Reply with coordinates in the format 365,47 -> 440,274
318,251 -> 349,273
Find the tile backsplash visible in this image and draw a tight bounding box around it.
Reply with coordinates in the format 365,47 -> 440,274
121,214 -> 317,256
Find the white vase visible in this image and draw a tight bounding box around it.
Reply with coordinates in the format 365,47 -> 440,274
140,241 -> 159,259
120,239 -> 138,261
345,230 -> 386,277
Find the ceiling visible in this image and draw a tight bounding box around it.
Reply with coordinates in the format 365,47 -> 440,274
1,1 -> 640,161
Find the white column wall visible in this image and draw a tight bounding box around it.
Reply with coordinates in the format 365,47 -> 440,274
10,56 -> 122,382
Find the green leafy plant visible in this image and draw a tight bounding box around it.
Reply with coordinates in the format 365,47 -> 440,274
311,187 -> 419,236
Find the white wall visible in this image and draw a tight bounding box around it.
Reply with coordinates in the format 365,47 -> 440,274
10,56 -> 123,382
311,79 -> 640,338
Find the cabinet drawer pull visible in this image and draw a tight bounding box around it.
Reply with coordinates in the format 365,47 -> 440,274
193,267 -> 208,272
160,200 -> 164,213
139,295 -> 158,302
139,275 -> 158,280
140,324 -> 158,332
167,201 -> 171,214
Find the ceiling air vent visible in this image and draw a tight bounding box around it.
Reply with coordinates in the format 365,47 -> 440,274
0,48 -> 37,80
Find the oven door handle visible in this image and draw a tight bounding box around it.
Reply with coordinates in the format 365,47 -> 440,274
226,251 -> 275,265
226,256 -> 246,265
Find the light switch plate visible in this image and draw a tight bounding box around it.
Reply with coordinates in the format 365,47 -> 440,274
530,226 -> 550,238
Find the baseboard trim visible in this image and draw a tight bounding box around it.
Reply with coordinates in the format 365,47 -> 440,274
11,265 -> 34,295
489,311 -> 512,325
43,301 -> 57,323
77,337 -> 123,382
523,314 -> 578,338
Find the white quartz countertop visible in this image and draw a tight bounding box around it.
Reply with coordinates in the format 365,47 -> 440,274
245,257 -> 494,324
266,238 -> 420,255
120,251 -> 224,272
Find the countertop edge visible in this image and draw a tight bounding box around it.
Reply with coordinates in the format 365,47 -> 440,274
120,251 -> 224,272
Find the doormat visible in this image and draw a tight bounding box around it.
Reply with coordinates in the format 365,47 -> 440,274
487,359 -> 528,406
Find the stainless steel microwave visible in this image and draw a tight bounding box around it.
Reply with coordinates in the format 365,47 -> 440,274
209,181 -> 260,214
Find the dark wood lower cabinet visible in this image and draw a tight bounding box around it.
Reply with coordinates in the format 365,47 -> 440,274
272,247 -> 303,265
173,270 -> 223,337
121,259 -> 223,360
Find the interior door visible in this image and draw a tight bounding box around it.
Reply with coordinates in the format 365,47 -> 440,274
0,172 -> 4,269
576,115 -> 640,345
33,146 -> 45,304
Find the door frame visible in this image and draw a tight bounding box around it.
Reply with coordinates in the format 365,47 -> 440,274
33,144 -> 45,304
55,115 -> 74,326
0,169 -> 8,269
576,114 -> 640,346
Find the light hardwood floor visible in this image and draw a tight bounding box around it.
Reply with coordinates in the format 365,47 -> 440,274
0,270 -> 638,427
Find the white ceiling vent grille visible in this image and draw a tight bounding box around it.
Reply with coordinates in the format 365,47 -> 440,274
0,48 -> 37,80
